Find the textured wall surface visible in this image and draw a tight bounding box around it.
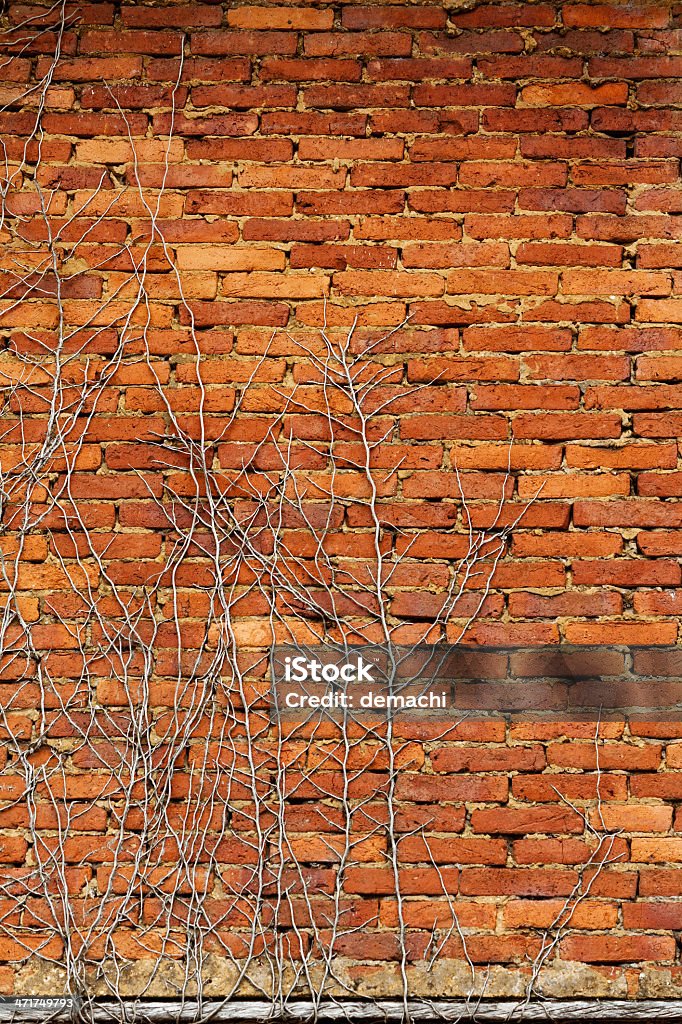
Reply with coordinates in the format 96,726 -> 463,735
3,0 -> 682,1009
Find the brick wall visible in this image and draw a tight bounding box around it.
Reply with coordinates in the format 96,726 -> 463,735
3,0 -> 682,1007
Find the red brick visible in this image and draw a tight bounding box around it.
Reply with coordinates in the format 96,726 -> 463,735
483,102 -> 588,128
564,4 -> 670,28
513,773 -> 627,802
401,241 -> 507,268
638,80 -> 682,106
635,190 -> 682,217
460,869 -> 578,896
592,56 -> 682,79
547,742 -> 663,771
262,57 -> 361,81
519,188 -> 626,214
227,7 -> 333,30
192,84 -> 297,108
471,385 -> 579,410
559,935 -> 675,963
147,57 -> 251,82
153,111 -> 258,136
122,6 -> 221,27
43,55 -> 143,80
399,414 -> 507,440
471,807 -> 583,834
345,867 -> 459,896
429,444 -> 560,471
343,7 -> 446,29
530,300 -> 629,324
411,137 -> 516,161
419,30 -> 525,55
350,164 -> 457,187
355,217 -> 459,241
187,140 -> 293,163
596,806 -> 673,832
431,746 -> 545,773
513,837 -> 623,864
81,29 -> 185,54
41,112 -> 148,135
382,899 -> 492,930
409,188 -> 514,214
504,899 -> 617,930
192,31 -> 298,55
513,414 -> 622,440
304,32 -> 413,57
509,592 -> 623,618
522,82 -> 628,106
399,837 -> 507,865
574,500 -> 682,528
305,85 -> 411,110
522,137 -> 626,158
525,355 -> 630,380
517,242 -> 623,266
299,191 -> 404,216
447,269 -> 559,296
290,244 -> 396,270
638,243 -> 682,268
577,327 -> 679,352
300,138 -> 403,161
464,213 -> 573,239
244,221 -> 347,244
456,4 -> 556,27
407,356 -> 518,382
571,620 -> 677,644
564,270 -> 671,296
575,160 -> 679,186
512,534 -> 623,557
585,384 -> 682,411
395,775 -> 508,803
623,904 -> 682,930
415,84 -> 518,107
81,83 -> 188,110
569,444 -> 677,470
334,271 -> 444,298
637,354 -> 682,380
479,55 -> 581,76
368,58 -> 472,81
637,535 -> 682,557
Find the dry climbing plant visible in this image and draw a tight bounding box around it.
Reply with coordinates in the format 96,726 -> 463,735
0,6 -> 622,1022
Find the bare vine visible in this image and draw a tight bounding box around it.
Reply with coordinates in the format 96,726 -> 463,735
0,9 -> 620,1024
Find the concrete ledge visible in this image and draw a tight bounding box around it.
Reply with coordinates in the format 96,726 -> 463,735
6,1000 -> 682,1022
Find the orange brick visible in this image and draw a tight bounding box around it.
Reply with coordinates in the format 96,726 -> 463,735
522,82 -> 628,106
227,7 -> 333,30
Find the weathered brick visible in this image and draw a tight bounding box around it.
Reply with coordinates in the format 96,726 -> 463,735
192,30 -> 298,56
522,82 -> 628,106
304,31 -> 412,57
228,7 -> 333,30
559,935 -> 676,963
